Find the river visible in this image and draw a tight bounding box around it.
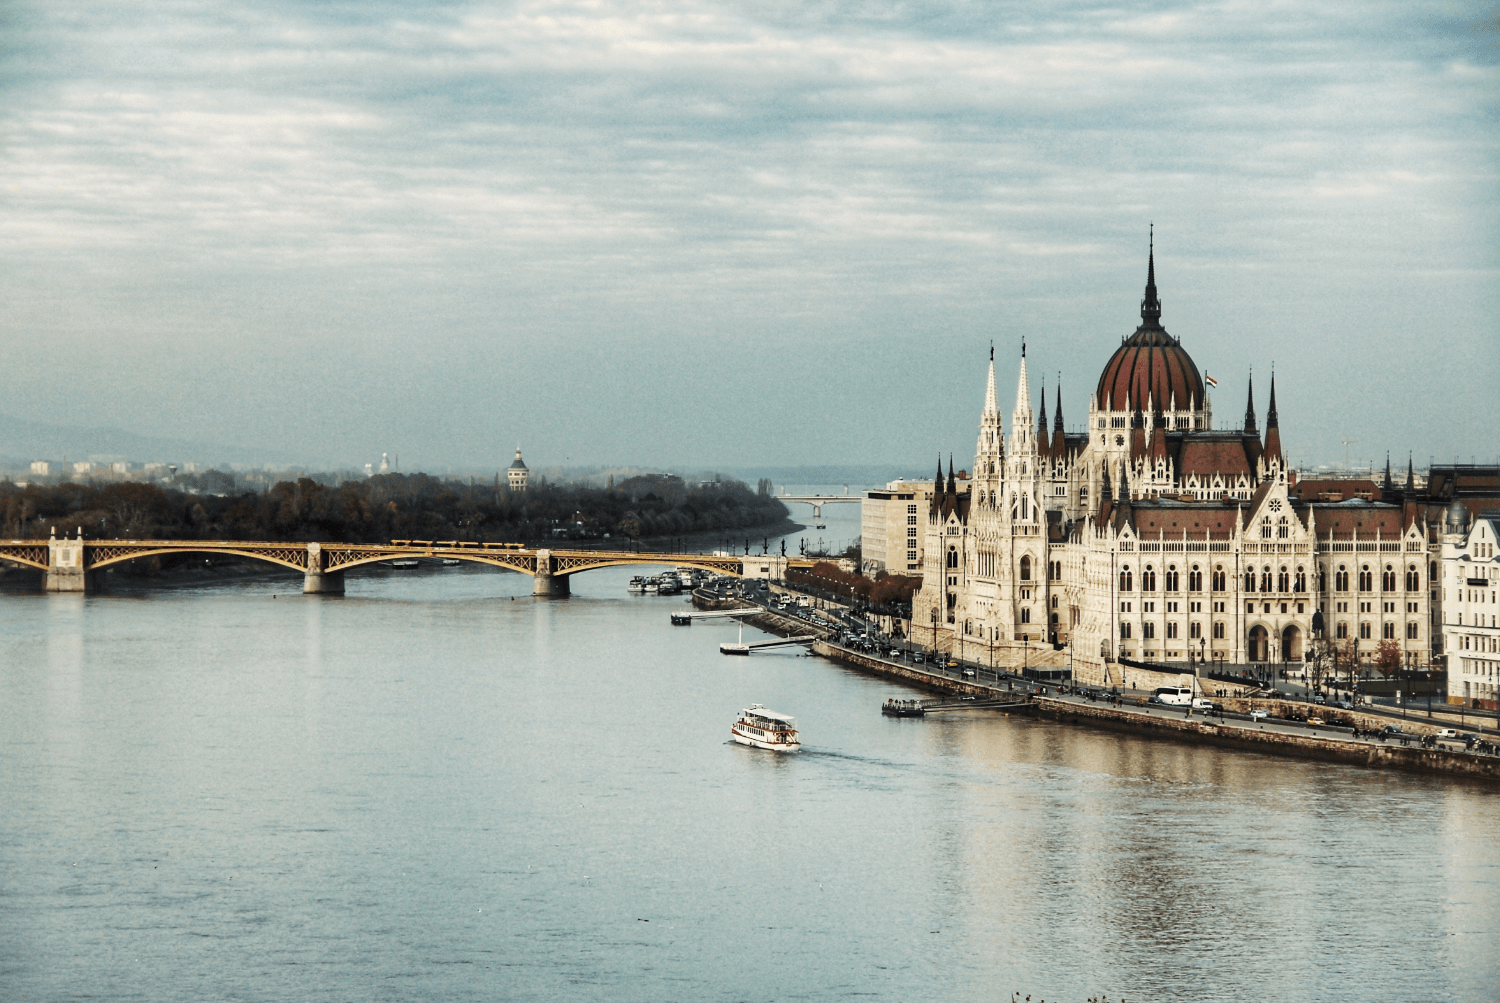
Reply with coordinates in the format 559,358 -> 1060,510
2,493 -> 1497,1001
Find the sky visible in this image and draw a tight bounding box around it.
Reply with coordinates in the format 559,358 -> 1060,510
2,0 -> 1496,475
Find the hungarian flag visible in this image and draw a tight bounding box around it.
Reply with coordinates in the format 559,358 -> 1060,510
1205,372 -> 1218,388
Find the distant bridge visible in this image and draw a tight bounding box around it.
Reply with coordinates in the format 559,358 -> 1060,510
0,535 -> 811,596
776,487 -> 861,521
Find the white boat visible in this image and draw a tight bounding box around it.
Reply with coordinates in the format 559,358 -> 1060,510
731,704 -> 800,752
386,558 -> 420,569
441,558 -> 462,566
644,580 -> 659,594
627,576 -> 647,594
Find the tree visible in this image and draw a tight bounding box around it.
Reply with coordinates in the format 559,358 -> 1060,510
1374,640 -> 1402,678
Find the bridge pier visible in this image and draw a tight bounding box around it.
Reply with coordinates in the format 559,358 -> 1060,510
303,570 -> 345,594
531,549 -> 570,597
45,532 -> 97,593
303,543 -> 345,595
532,572 -> 571,597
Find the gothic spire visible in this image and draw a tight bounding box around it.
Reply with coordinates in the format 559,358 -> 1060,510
1243,372 -> 1258,434
946,455 -> 956,497
1140,224 -> 1161,328
1406,453 -> 1415,492
1266,372 -> 1279,429
1052,378 -> 1064,433
1262,372 -> 1282,464
1101,460 -> 1112,502
983,348 -> 999,417
1013,340 -> 1032,428
1383,453 -> 1393,491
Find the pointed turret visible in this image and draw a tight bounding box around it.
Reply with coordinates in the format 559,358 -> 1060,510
1383,452 -> 1393,492
983,345 -> 998,416
1149,404 -> 1169,464
1037,382 -> 1051,459
1012,340 -> 1033,438
946,455 -> 956,499
1405,454 -> 1415,493
1242,372 -> 1264,471
931,455 -> 943,513
1050,380 -> 1067,459
1140,224 -> 1162,329
1100,461 -> 1113,502
1129,408 -> 1148,461
1262,373 -> 1282,464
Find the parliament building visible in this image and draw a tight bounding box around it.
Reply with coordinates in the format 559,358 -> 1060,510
909,246 -> 1436,687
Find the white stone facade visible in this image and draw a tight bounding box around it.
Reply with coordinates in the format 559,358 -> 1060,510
1439,509 -> 1500,707
911,254 -> 1433,683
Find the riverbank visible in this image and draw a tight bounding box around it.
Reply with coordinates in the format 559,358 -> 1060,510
787,618 -> 1500,782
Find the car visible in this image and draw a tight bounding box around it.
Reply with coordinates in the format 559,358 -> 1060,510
961,668 -> 976,679
1435,728 -> 1459,739
1147,695 -> 1164,706
1191,698 -> 1213,711
1313,694 -> 1326,705
1307,716 -> 1325,726
913,653 -> 925,664
1336,700 -> 1354,710
1382,725 -> 1405,736
1249,709 -> 1269,721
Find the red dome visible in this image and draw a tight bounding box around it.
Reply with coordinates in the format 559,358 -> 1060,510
1096,244 -> 1205,412
1096,327 -> 1205,413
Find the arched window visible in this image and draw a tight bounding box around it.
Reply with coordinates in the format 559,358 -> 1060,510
1277,566 -> 1290,593
1245,569 -> 1256,592
1318,564 -> 1327,592
1189,565 -> 1203,592
1260,566 -> 1273,593
1359,565 -> 1372,591
1212,566 -> 1226,592
1213,621 -> 1225,639
1166,564 -> 1180,592
1382,564 -> 1395,591
946,548 -> 958,569
1120,622 -> 1132,639
1166,621 -> 1178,639
1261,516 -> 1272,539
1295,566 -> 1306,592
1336,565 -> 1349,592
1277,516 -> 1289,539
1336,621 -> 1348,639
1120,566 -> 1133,592
1020,555 -> 1031,581
1429,561 -> 1437,582
1142,565 -> 1157,591
1189,621 -> 1201,639
1142,621 -> 1156,639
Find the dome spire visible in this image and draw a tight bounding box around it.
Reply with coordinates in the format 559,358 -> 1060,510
1141,224 -> 1161,328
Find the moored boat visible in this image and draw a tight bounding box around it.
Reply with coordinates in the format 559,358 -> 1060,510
882,699 -> 926,718
386,558 -> 420,569
670,612 -> 693,625
627,576 -> 647,594
732,704 -> 800,752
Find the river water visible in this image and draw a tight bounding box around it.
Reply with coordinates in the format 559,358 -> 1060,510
2,496 -> 1498,1002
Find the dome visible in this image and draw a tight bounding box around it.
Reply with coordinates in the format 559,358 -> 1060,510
508,447 -> 528,471
1096,328 -> 1205,413
1446,499 -> 1468,534
1095,244 -> 1205,412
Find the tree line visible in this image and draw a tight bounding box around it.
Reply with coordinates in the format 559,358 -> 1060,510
0,472 -> 790,545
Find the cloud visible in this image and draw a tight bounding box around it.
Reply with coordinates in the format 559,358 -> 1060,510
0,0 -> 1494,470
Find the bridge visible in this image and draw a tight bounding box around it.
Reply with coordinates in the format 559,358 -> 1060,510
0,531 -> 806,596
776,487 -> 861,522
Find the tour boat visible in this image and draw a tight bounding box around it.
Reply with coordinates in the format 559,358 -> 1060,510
731,704 -> 800,752
627,577 -> 647,594
387,558 -> 420,569
644,579 -> 659,594
670,612 -> 693,625
881,699 -> 926,718
441,558 -> 462,566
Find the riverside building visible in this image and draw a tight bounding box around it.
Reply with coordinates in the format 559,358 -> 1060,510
911,245 -> 1434,687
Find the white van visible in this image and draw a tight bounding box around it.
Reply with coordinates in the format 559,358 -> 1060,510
1153,686 -> 1193,707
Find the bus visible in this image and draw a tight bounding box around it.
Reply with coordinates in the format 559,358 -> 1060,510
1153,686 -> 1192,707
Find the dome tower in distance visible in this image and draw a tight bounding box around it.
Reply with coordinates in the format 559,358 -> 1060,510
1089,235 -> 1211,479
507,447 -> 529,492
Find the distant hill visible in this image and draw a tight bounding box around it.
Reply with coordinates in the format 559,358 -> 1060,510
0,412 -> 296,469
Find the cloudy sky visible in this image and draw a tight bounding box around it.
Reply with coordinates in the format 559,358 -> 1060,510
2,0 -> 1495,474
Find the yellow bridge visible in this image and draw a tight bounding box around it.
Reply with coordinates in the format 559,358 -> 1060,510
0,534 -> 804,596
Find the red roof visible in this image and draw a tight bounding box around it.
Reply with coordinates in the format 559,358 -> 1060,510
1178,438 -> 1253,480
